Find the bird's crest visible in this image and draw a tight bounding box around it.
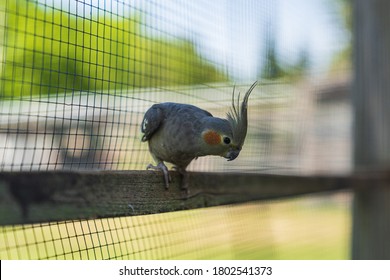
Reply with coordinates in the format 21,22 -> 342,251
226,81 -> 257,147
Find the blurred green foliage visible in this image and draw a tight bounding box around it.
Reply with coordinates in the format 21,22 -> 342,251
329,0 -> 352,72
0,0 -> 227,98
260,27 -> 310,81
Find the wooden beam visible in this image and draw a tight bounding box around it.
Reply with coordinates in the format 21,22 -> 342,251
0,170 -> 388,226
352,0 -> 390,259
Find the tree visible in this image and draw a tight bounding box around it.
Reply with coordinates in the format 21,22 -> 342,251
0,0 -> 227,98
329,0 -> 352,71
260,28 -> 310,81
260,29 -> 285,80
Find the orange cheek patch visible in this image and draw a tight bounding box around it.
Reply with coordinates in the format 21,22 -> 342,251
203,130 -> 221,145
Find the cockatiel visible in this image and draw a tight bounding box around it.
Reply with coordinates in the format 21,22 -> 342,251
141,82 -> 257,189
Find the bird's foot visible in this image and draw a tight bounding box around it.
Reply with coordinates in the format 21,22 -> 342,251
172,166 -> 189,192
147,162 -> 171,189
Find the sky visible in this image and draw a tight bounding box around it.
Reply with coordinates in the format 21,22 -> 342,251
141,0 -> 349,81
38,0 -> 350,82
277,0 -> 349,74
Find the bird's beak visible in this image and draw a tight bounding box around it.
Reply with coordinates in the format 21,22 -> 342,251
224,148 -> 240,161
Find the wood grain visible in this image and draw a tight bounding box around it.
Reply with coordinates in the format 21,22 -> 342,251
1,170 -> 388,225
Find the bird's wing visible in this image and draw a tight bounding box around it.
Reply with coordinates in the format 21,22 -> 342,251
141,104 -> 164,142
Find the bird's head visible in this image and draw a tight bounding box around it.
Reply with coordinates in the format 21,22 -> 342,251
200,82 -> 257,161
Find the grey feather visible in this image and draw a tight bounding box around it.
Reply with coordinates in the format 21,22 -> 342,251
141,104 -> 164,142
226,81 -> 257,147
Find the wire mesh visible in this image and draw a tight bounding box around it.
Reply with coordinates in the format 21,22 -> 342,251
0,192 -> 352,260
0,0 -> 351,175
0,0 -> 352,259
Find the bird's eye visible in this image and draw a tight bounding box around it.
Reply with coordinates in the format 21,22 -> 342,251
223,137 -> 231,145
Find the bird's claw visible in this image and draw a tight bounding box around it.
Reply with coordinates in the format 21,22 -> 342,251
147,162 -> 171,189
172,166 -> 189,191
146,163 -> 189,191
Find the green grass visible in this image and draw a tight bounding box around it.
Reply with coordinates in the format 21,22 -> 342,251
0,193 -> 351,260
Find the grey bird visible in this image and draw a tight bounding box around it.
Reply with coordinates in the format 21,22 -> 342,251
141,82 -> 256,189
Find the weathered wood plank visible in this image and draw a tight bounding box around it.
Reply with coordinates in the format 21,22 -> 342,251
352,0 -> 390,259
0,170 -> 387,226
